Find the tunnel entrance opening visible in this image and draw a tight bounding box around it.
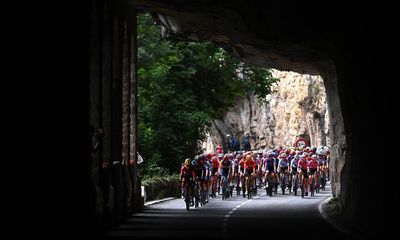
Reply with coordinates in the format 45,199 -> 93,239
134,7 -> 344,221
128,7 -> 347,212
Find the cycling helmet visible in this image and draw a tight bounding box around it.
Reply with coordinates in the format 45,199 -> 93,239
198,154 -> 206,161
216,145 -> 223,152
223,154 -> 230,161
184,158 -> 191,166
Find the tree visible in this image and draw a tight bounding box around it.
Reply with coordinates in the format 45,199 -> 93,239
137,13 -> 279,176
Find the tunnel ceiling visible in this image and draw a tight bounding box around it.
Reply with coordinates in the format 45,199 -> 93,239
129,0 -> 351,75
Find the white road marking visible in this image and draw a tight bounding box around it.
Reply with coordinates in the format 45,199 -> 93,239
222,192 -> 266,237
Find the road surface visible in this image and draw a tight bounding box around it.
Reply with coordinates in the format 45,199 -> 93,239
105,182 -> 353,239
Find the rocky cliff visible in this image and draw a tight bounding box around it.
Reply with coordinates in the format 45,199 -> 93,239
202,70 -> 329,152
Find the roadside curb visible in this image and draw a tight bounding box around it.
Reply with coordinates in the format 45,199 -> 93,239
143,197 -> 177,207
318,197 -> 362,240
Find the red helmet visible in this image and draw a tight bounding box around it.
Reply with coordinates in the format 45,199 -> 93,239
216,145 -> 223,154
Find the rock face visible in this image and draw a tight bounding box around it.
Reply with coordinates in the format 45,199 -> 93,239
202,70 -> 329,152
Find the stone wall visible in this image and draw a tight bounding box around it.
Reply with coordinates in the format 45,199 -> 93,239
202,70 -> 329,152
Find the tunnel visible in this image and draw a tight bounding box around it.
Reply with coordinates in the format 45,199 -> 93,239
86,0 -> 394,239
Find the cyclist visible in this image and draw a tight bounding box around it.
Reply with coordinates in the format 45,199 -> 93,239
298,154 -> 309,196
278,152 -> 290,191
210,155 -> 220,197
192,154 -> 207,202
308,155 -> 319,193
263,151 -> 277,190
180,158 -> 195,200
243,154 -> 256,196
219,154 -> 233,198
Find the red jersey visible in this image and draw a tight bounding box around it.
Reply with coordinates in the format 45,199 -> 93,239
211,157 -> 220,168
180,165 -> 195,178
308,159 -> 318,169
244,159 -> 256,170
239,159 -> 245,168
298,159 -> 308,169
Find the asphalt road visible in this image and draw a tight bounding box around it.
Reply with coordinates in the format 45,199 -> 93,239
104,182 -> 354,240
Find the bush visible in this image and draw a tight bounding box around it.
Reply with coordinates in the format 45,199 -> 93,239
142,174 -> 180,201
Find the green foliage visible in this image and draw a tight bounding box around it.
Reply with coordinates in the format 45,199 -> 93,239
239,64 -> 280,104
142,174 -> 180,200
137,13 -> 279,176
310,82 -> 321,96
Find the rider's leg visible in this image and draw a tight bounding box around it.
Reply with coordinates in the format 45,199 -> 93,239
181,181 -> 186,198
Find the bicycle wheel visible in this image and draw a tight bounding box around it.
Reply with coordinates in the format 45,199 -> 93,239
253,177 -> 257,195
211,178 -> 216,198
321,172 -> 326,191
185,185 -> 190,211
222,178 -> 227,200
310,177 -> 315,197
267,176 -> 273,197
247,176 -> 252,199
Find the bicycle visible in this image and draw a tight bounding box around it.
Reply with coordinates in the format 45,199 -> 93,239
194,178 -> 201,208
320,168 -> 327,191
300,172 -> 308,198
246,174 -> 253,199
183,179 -> 193,211
309,172 -> 317,197
292,171 -> 299,196
252,172 -> 257,195
221,175 -> 229,200
280,171 -> 288,195
210,174 -> 217,198
265,173 -> 273,197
